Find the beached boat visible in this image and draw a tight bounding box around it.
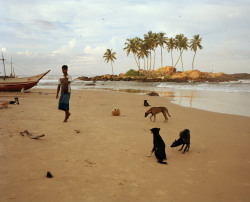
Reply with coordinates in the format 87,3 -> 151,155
0,70 -> 50,91
0,53 -> 50,91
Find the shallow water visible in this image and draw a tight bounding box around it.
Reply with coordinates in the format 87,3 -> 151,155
35,76 -> 250,117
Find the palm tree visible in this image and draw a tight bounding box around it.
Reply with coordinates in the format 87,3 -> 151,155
157,32 -> 168,67
174,34 -> 184,69
138,41 -> 150,70
142,42 -> 150,70
180,37 -> 189,72
144,31 -> 154,71
134,37 -> 142,70
152,33 -> 159,70
124,38 -> 140,70
103,49 -> 116,75
190,34 -> 203,70
174,34 -> 189,72
166,37 -> 175,67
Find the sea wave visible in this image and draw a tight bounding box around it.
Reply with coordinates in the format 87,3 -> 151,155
156,82 -> 250,93
37,75 -> 250,94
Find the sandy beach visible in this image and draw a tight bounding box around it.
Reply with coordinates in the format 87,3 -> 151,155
0,89 -> 250,202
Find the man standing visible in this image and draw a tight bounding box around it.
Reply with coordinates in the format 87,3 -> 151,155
56,65 -> 73,122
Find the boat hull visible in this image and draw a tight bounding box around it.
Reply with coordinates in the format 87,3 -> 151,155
0,70 -> 50,91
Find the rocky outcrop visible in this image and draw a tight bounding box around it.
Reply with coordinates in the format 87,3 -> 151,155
77,71 -> 250,83
156,66 -> 176,74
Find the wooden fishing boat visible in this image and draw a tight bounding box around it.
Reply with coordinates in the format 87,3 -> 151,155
0,70 -> 50,91
0,53 -> 50,91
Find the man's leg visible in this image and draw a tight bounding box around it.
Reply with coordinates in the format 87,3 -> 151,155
64,110 -> 71,122
64,111 -> 68,122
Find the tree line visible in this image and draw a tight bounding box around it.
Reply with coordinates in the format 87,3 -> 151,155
103,31 -> 203,75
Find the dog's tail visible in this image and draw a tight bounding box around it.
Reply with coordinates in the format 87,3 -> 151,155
157,160 -> 167,164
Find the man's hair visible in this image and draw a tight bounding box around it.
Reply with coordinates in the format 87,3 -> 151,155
62,65 -> 68,70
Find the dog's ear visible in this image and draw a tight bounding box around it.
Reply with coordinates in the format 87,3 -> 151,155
158,128 -> 160,131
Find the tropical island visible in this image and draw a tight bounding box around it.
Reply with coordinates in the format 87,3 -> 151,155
78,31 -> 250,83
77,67 -> 250,83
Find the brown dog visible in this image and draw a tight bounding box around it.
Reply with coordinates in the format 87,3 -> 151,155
145,107 -> 171,122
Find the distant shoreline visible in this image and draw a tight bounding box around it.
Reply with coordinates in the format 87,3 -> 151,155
77,70 -> 250,83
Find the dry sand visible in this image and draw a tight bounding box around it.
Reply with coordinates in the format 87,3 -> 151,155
0,89 -> 250,202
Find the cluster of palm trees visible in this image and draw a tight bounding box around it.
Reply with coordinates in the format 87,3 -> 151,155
103,31 -> 203,75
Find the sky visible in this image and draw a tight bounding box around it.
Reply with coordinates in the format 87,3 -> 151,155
0,0 -> 250,76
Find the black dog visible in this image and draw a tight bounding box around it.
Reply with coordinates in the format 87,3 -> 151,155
144,100 -> 150,107
9,97 -> 19,105
170,129 -> 190,153
148,128 -> 167,164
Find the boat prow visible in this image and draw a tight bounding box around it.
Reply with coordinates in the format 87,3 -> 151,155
0,70 -> 50,91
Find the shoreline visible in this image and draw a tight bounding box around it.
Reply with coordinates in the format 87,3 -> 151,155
1,89 -> 250,201
32,85 -> 250,118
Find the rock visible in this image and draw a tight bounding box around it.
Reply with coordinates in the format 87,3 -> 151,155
119,73 -> 126,77
147,91 -> 159,96
157,66 -> 176,74
77,76 -> 91,81
85,83 -> 95,86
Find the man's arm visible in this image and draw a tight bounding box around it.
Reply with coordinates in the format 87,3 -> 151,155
64,75 -> 72,85
56,84 -> 60,99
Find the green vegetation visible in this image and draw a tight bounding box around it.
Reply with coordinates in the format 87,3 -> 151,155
125,69 -> 140,77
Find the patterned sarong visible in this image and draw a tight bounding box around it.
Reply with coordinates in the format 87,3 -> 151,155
58,93 -> 71,111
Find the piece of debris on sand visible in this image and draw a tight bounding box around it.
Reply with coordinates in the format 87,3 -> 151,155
20,130 -> 45,139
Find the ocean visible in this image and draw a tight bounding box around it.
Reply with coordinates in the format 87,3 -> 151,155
35,75 -> 250,117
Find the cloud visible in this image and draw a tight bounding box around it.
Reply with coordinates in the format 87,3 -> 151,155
0,0 -> 249,75
84,45 -> 106,56
33,20 -> 57,31
53,38 -> 77,54
17,50 -> 38,57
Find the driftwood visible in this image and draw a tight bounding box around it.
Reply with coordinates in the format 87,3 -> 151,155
20,130 -> 45,139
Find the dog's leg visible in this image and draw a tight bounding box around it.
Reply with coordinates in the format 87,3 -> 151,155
147,151 -> 153,157
154,114 -> 156,122
179,144 -> 185,151
147,148 -> 155,157
183,145 -> 188,153
162,111 -> 168,122
150,114 -> 154,121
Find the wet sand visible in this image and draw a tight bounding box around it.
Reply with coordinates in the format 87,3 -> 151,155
0,89 -> 250,201
162,89 -> 250,117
